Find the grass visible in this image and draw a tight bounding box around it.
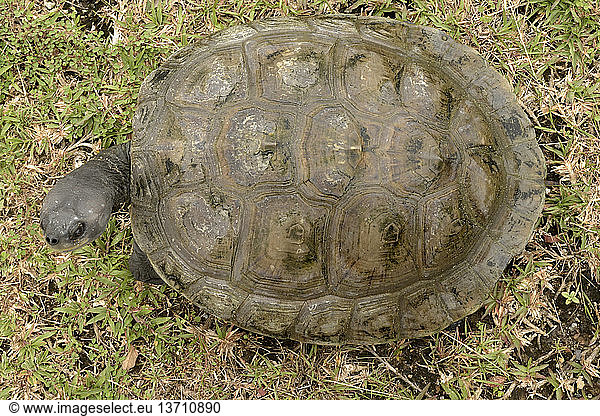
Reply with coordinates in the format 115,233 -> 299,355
1,0 -> 599,399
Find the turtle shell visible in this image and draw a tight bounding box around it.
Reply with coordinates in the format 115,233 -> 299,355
131,16 -> 545,344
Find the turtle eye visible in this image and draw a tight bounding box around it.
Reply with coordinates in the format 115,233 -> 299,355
70,221 -> 86,240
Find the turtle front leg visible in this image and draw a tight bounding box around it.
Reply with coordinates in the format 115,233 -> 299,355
129,240 -> 165,285
40,142 -> 131,251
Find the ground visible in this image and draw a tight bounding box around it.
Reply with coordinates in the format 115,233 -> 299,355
0,0 -> 599,399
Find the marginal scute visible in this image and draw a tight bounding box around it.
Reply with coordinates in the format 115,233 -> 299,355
164,44 -> 197,66
132,100 -> 159,142
468,233 -> 512,291
235,295 -> 303,337
358,18 -> 407,44
187,278 -> 247,321
131,206 -> 165,254
292,295 -> 354,343
493,106 -> 536,144
131,154 -> 159,208
156,250 -> 190,287
250,18 -> 312,33
485,202 -> 538,256
504,141 -> 546,181
402,25 -> 453,63
465,68 -> 515,115
439,267 -> 490,321
397,284 -> 451,337
510,178 -> 545,219
441,42 -> 489,88
208,24 -> 257,45
312,17 -> 358,36
140,69 -> 175,102
359,19 -> 454,65
348,293 -> 400,343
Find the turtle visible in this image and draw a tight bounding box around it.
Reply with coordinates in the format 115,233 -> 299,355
40,15 -> 545,344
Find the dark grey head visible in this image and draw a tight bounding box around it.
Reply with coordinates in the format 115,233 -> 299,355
40,143 -> 131,251
40,180 -> 112,251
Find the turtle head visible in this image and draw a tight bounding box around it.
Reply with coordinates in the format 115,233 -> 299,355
40,143 -> 131,251
40,179 -> 113,251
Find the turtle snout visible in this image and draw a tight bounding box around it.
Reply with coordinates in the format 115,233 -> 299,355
40,214 -> 64,247
45,235 -> 60,246
39,208 -> 84,250
40,217 -> 61,246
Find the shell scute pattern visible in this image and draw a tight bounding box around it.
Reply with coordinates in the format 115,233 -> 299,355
166,47 -> 249,109
217,107 -> 298,189
131,17 -> 545,344
328,189 -> 420,298
236,192 -> 330,300
338,43 -> 405,116
247,37 -> 334,104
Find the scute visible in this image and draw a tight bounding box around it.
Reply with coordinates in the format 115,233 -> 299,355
379,116 -> 460,195
292,295 -> 354,344
186,277 -> 247,321
438,266 -> 491,321
328,189 -> 419,298
248,37 -> 334,104
340,43 -> 405,116
348,294 -> 401,343
218,107 -> 297,188
303,106 -> 363,197
421,188 -> 480,273
131,16 -> 545,344
237,193 -> 329,300
167,48 -> 248,108
399,63 -> 454,123
161,189 -> 241,278
236,295 -> 304,337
